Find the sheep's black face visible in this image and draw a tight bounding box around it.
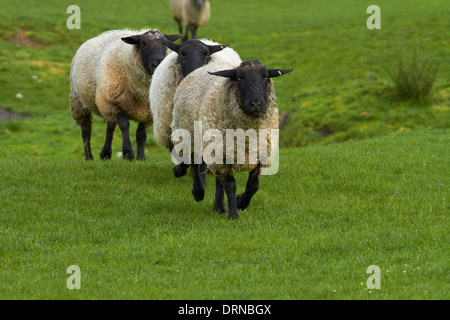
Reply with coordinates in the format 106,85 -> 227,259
178,41 -> 211,77
236,63 -> 271,117
162,38 -> 228,77
193,0 -> 206,10
122,31 -> 181,75
208,60 -> 293,117
137,38 -> 166,75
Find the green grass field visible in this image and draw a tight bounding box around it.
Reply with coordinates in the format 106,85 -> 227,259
0,0 -> 449,300
1,130 -> 448,299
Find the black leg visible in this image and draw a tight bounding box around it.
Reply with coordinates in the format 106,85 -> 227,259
136,122 -> 147,160
191,26 -> 198,39
116,114 -> 134,160
237,166 -> 261,211
177,21 -> 183,37
184,25 -> 189,42
80,115 -> 93,161
173,163 -> 189,178
170,145 -> 190,177
99,121 -> 116,160
222,174 -> 238,220
213,177 -> 226,214
200,160 -> 207,186
191,163 -> 205,202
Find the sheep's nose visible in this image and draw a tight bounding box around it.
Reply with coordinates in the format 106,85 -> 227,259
152,59 -> 162,68
149,59 -> 163,74
249,101 -> 263,111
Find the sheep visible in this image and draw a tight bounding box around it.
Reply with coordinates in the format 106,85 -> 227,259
171,60 -> 293,219
149,37 -> 240,178
170,0 -> 211,41
170,0 -> 184,35
70,29 -> 181,161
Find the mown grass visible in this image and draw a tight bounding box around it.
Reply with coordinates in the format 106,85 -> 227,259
0,130 -> 448,299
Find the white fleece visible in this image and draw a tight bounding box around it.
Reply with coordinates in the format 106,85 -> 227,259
149,39 -> 241,150
172,61 -> 279,178
70,28 -> 168,127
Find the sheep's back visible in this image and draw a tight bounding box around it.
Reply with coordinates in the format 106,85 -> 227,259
182,0 -> 210,27
172,59 -> 235,139
150,51 -> 183,150
199,39 -> 242,68
70,31 -> 119,109
71,29 -> 144,110
170,0 -> 184,21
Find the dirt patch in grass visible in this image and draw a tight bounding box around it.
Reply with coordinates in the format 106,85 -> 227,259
7,26 -> 50,47
0,106 -> 27,120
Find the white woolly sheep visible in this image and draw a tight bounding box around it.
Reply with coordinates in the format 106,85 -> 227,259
150,38 -> 239,180
150,38 -> 240,153
170,0 -> 211,41
70,29 -> 180,160
171,60 -> 293,219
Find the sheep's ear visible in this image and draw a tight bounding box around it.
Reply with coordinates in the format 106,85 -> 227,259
164,34 -> 182,42
208,44 -> 229,55
162,36 -> 181,52
208,69 -> 238,80
121,35 -> 141,45
267,68 -> 294,78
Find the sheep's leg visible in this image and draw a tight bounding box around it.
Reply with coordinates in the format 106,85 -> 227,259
237,166 -> 261,211
185,25 -> 198,40
116,114 -> 135,160
191,26 -> 198,40
136,122 -> 147,160
71,93 -> 93,160
213,177 -> 226,214
99,121 -> 116,160
79,115 -> 94,161
171,145 -> 191,178
184,25 -> 190,42
176,19 -> 183,37
171,151 -> 205,180
191,163 -> 205,202
173,163 -> 189,178
200,160 -> 207,186
222,174 -> 238,220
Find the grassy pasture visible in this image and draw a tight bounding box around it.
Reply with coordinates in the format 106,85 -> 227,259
1,130 -> 449,299
0,0 -> 448,155
0,0 -> 448,300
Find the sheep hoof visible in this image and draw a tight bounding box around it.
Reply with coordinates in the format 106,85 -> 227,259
213,203 -> 226,214
236,194 -> 249,211
123,150 -> 135,160
228,211 -> 239,220
173,164 -> 188,178
192,188 -> 205,202
99,149 -> 112,160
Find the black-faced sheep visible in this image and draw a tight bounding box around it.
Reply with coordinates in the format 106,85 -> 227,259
70,29 -> 180,160
171,60 -> 293,219
170,0 -> 211,41
150,38 -> 239,179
